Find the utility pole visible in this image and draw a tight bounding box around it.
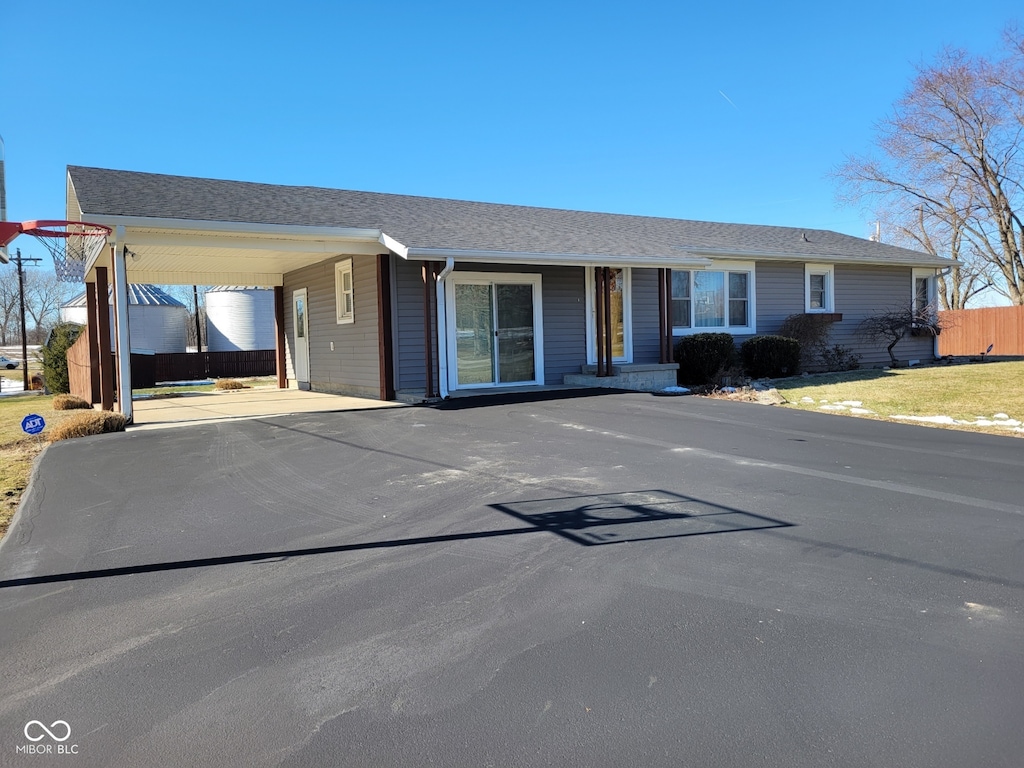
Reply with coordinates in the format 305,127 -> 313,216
13,248 -> 41,390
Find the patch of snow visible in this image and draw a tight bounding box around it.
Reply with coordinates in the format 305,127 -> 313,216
800,397 -> 814,403
837,400 -> 863,407
819,404 -> 848,411
660,386 -> 690,394
720,386 -> 737,393
890,415 -> 957,425
993,413 -> 1010,420
819,399 -> 829,404
850,408 -> 875,415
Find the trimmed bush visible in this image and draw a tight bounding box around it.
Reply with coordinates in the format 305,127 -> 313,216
53,394 -> 93,411
41,322 -> 84,395
49,410 -> 127,442
674,333 -> 736,385
214,379 -> 245,390
740,335 -> 802,378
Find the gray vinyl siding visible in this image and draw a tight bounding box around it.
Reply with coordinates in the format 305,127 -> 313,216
831,264 -> 934,365
282,255 -> 380,399
393,258 -> 436,392
393,262 -> 587,388
631,269 -> 661,364
753,261 -> 804,337
663,261 -> 933,368
752,261 -> 932,367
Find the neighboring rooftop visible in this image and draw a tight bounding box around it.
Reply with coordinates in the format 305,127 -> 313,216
64,283 -> 185,308
67,166 -> 951,266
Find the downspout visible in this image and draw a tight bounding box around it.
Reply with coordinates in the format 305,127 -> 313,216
435,257 -> 455,398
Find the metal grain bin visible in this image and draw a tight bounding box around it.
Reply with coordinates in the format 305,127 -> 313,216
205,287 -> 275,352
59,284 -> 188,353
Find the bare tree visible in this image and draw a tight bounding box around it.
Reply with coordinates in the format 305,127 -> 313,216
858,303 -> 945,366
836,30 -> 1024,305
24,269 -> 70,341
884,203 -> 994,309
0,265 -> 19,345
0,265 -> 74,344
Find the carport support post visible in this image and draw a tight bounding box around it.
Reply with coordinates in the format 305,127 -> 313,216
376,254 -> 396,401
95,263 -> 114,411
274,286 -> 286,388
85,281 -> 101,403
111,228 -> 133,423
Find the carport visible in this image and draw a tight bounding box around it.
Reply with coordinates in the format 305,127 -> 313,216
76,217 -> 391,423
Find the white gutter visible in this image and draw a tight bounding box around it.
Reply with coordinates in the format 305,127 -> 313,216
111,226 -> 133,423
404,247 -> 711,269
674,245 -> 955,269
435,257 -> 455,399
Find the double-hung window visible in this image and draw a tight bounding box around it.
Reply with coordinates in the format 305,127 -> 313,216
912,268 -> 936,324
671,262 -> 755,334
805,264 -> 835,313
335,259 -> 354,324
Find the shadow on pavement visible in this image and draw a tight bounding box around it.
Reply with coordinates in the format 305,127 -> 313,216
0,490 -> 792,589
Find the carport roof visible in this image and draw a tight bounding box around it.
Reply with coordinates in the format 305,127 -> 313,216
67,166 -> 953,277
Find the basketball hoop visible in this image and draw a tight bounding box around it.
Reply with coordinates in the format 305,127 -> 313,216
19,220 -> 112,282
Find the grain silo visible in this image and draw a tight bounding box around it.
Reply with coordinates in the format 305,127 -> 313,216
205,287 -> 275,352
59,284 -> 188,353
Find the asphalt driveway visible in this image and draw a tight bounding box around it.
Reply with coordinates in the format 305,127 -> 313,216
1,391 -> 1022,767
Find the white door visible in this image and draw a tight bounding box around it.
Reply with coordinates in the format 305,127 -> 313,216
292,288 -> 310,388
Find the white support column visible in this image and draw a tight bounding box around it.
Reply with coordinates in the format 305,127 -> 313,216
112,226 -> 133,422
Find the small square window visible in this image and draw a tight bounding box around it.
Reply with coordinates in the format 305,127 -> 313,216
805,265 -> 834,313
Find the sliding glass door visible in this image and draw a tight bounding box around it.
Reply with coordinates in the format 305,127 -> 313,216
448,274 -> 544,389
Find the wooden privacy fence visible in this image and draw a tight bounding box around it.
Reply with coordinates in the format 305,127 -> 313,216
66,330 -> 94,402
153,350 -> 277,383
939,306 -> 1024,356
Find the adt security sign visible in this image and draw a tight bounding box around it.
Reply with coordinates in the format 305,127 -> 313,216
22,414 -> 45,435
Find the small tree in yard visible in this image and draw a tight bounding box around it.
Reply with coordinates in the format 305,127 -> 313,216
40,322 -> 83,394
857,304 -> 944,366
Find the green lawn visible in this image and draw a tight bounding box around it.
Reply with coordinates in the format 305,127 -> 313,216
0,393 -> 65,540
773,361 -> 1024,435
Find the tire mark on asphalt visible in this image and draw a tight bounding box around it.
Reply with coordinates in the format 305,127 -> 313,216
538,415 -> 1023,517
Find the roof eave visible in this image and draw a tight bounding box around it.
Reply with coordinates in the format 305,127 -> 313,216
675,246 -> 954,269
401,246 -> 713,268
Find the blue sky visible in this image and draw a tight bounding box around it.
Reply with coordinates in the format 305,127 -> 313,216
2,1 -> 1020,247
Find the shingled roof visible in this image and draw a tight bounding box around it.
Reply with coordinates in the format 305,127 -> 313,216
67,166 -> 950,267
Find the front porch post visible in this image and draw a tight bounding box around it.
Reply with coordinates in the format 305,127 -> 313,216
601,267 -> 613,376
273,286 -> 286,388
94,262 -> 114,411
658,268 -> 672,364
594,267 -> 606,377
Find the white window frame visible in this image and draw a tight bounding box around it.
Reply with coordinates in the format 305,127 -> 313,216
804,263 -> 835,313
585,266 -> 633,364
335,259 -> 354,324
912,268 -> 937,321
671,261 -> 756,336
443,272 -> 545,390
